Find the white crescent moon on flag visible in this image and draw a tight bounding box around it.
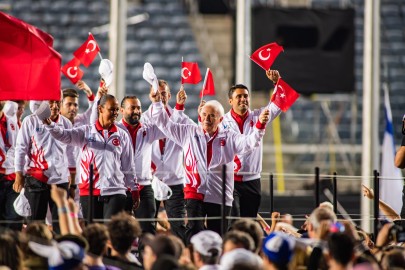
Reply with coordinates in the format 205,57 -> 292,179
86,40 -> 97,53
181,67 -> 190,79
258,48 -> 271,61
67,67 -> 78,78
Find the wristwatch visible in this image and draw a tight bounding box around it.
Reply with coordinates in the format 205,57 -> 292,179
70,184 -> 77,190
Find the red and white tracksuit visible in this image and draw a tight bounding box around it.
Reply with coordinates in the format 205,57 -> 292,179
222,102 -> 281,182
45,120 -> 137,196
142,104 -> 195,186
151,102 -> 267,206
15,115 -> 75,184
0,114 -> 18,179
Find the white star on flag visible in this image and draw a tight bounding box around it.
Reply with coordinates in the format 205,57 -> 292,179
280,93 -> 285,98
85,49 -> 90,54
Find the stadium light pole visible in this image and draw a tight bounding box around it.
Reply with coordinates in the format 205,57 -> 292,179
109,0 -> 127,101
361,0 -> 380,232
236,0 -> 251,89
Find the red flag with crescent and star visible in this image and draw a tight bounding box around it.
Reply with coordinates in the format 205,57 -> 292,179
200,68 -> 215,98
250,42 -> 283,71
73,33 -> 100,67
0,11 -> 61,101
61,58 -> 84,84
181,62 -> 201,84
271,78 -> 299,112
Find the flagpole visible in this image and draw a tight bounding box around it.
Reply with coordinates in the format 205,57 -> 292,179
181,56 -> 184,87
200,68 -> 209,103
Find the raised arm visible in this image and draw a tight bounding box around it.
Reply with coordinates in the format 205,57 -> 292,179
149,89 -> 196,146
362,184 -> 401,220
43,120 -> 87,147
232,109 -> 269,155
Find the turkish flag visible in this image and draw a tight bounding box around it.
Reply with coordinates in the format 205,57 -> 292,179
0,11 -> 61,101
271,79 -> 299,112
250,42 -> 283,71
200,68 -> 215,98
181,62 -> 201,84
73,33 -> 100,67
61,58 -> 84,84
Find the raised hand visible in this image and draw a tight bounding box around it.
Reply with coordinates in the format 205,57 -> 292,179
266,69 -> 280,84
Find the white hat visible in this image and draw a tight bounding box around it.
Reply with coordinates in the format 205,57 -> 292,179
99,59 -> 114,87
3,101 -> 18,118
13,188 -> 31,217
28,240 -> 85,270
190,230 -> 222,256
29,100 -> 43,114
220,248 -> 263,270
151,176 -> 172,201
34,101 -> 51,121
143,62 -> 159,94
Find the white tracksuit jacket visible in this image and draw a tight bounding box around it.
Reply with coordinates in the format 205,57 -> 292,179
117,119 -> 165,186
15,115 -> 75,184
45,120 -> 136,196
142,104 -> 195,186
0,114 -> 19,176
222,102 -> 281,182
151,102 -> 266,206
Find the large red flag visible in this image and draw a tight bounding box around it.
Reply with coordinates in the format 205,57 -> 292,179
271,79 -> 299,112
61,58 -> 84,84
0,11 -> 61,101
181,62 -> 201,84
200,68 -> 215,98
73,33 -> 100,67
250,42 -> 283,71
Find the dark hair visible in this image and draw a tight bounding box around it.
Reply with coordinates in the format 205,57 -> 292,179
120,95 -> 139,108
328,233 -> 354,266
228,84 -> 249,98
151,255 -> 179,270
99,94 -> 117,107
149,235 -> 177,257
223,230 -> 255,252
21,222 -> 53,257
0,232 -> 23,270
82,223 -> 109,257
62,88 -> 79,100
107,212 -> 142,254
199,248 -> 220,265
230,219 -> 263,254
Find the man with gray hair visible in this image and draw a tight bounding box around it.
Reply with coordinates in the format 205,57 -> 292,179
150,88 -> 270,239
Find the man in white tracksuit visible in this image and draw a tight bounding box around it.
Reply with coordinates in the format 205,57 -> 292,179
150,89 -> 270,238
43,94 -> 139,219
142,80 -> 195,242
0,101 -> 22,230
222,70 -> 282,219
117,94 -> 166,234
14,100 -> 75,232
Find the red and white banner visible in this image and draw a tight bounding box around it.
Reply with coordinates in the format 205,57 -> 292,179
73,33 -> 100,67
271,79 -> 299,112
0,11 -> 61,100
250,42 -> 283,71
181,62 -> 201,84
61,58 -> 84,84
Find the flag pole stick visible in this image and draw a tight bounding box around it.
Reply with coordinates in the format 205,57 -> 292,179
181,56 -> 184,87
200,68 -> 209,103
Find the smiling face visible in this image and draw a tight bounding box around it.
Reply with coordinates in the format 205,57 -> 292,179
98,97 -> 119,128
49,100 -> 61,121
121,97 -> 142,126
229,88 -> 250,115
200,104 -> 223,136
